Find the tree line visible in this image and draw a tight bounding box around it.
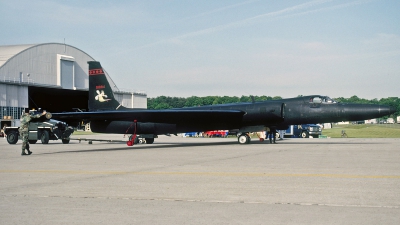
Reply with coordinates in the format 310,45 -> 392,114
147,95 -> 283,109
148,95 -> 399,120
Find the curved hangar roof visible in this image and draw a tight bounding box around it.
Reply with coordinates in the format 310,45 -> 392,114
0,43 -> 118,91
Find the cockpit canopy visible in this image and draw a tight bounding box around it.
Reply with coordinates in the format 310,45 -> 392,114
308,96 -> 337,104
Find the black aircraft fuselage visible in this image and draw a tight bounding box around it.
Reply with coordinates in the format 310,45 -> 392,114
183,95 -> 391,128
52,61 -> 395,145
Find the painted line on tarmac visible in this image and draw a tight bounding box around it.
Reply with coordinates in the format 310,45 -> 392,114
2,194 -> 399,209
1,170 -> 400,179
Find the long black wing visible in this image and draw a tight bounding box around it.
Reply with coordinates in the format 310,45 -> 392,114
52,109 -> 246,125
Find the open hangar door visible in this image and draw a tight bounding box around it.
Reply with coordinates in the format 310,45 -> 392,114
28,86 -> 88,113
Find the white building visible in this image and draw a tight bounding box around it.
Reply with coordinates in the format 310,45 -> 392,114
365,119 -> 377,124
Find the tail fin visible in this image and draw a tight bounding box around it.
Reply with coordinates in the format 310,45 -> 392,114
88,61 -> 125,111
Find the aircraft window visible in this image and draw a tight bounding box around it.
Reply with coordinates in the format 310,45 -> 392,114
309,97 -> 322,104
322,96 -> 337,104
309,96 -> 337,104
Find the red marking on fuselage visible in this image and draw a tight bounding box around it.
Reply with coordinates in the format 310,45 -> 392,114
89,69 -> 104,75
96,85 -> 105,90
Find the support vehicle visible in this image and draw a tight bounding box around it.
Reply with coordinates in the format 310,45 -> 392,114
284,124 -> 322,138
5,110 -> 74,145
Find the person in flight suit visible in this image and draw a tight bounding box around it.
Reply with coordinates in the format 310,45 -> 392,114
19,109 -> 46,156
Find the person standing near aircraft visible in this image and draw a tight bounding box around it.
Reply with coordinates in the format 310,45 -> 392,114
268,127 -> 277,144
265,127 -> 270,143
19,109 -> 46,156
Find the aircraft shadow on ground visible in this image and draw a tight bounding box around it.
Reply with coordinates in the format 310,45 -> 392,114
40,141 -> 237,154
38,139 -> 384,155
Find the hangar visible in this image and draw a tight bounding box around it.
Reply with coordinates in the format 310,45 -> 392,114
0,43 -> 147,128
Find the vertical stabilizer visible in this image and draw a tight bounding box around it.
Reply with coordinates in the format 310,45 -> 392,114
88,61 -> 124,111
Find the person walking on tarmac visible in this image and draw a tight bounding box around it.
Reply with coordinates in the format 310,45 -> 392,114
268,127 -> 277,144
19,109 -> 46,156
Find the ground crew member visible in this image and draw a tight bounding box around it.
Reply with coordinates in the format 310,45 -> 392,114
19,109 -> 46,156
268,127 -> 277,144
265,127 -> 270,142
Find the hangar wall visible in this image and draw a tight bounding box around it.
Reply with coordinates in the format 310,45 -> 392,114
0,83 -> 27,127
115,92 -> 147,109
0,43 -> 148,126
0,43 -> 106,90
0,83 -> 28,108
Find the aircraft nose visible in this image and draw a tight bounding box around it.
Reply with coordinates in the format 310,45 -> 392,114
390,106 -> 397,115
342,104 -> 394,121
375,105 -> 397,118
377,105 -> 394,117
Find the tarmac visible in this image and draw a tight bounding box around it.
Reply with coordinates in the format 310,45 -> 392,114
1,134 -> 400,224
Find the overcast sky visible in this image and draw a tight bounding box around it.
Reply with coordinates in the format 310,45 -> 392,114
1,0 -> 399,99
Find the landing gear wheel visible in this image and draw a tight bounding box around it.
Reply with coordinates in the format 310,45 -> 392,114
6,131 -> 19,144
301,131 -> 309,138
41,130 -> 50,144
129,135 -> 140,144
62,138 -> 70,144
145,138 -> 154,144
238,134 -> 250,144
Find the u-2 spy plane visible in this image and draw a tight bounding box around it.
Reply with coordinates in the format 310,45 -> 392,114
52,61 -> 395,145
